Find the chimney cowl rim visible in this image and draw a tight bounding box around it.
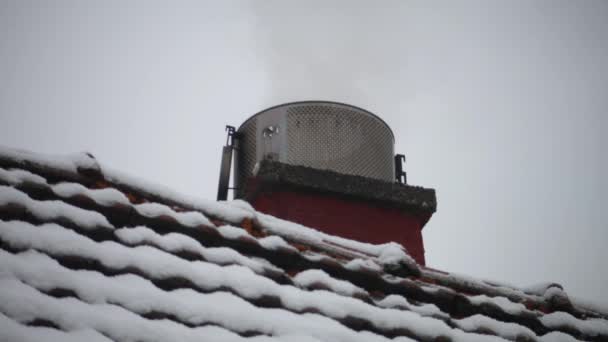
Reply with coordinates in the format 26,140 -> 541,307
237,100 -> 395,142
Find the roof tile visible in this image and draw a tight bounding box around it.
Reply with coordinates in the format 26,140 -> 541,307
0,146 -> 606,342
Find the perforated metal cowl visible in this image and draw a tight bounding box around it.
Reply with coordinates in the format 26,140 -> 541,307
235,101 -> 395,196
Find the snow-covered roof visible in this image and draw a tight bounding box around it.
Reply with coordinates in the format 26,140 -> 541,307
0,145 -> 607,342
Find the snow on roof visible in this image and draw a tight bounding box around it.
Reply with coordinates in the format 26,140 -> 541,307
0,145 -> 607,342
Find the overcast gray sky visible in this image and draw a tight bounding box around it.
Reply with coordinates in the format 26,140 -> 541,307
1,0 -> 606,304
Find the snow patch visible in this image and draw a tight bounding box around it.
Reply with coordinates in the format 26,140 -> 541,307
376,295 -> 447,318
543,286 -> 568,301
134,202 -> 213,228
226,199 -> 256,213
523,282 -> 562,296
0,146 -> 98,174
0,219 -> 505,342
344,258 -> 383,273
293,269 -> 367,297
0,312 -> 113,342
377,243 -> 416,270
455,314 -> 536,340
0,167 -> 47,185
421,269 -> 540,305
115,226 -> 281,274
52,182 -> 130,206
540,311 -> 608,337
0,186 -> 113,230
259,235 -> 298,252
467,295 -> 528,315
101,166 -> 254,223
0,277 -> 330,342
217,225 -> 255,240
256,213 -> 417,263
1,250 -> 386,342
538,331 -> 584,342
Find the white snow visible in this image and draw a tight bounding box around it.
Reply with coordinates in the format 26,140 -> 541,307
217,225 -> 257,241
375,295 -> 447,318
0,271 -> 416,341
523,282 -> 561,296
226,199 -> 256,213
0,277 -> 332,342
101,166 -> 254,223
0,185 -> 113,230
538,331 -> 584,342
0,146 -> 253,232
52,182 -> 131,206
0,167 -> 131,207
0,219 -> 508,342
543,286 -> 568,301
255,213 -> 418,269
134,202 -> 214,228
344,258 -> 383,273
0,167 -> 47,185
418,285 -> 441,294
2,145 -> 604,341
1,147 -> 419,274
293,269 -> 367,297
540,311 -> 608,337
0,146 -> 98,174
454,314 -> 536,340
259,235 -> 298,252
0,249 -> 405,342
0,312 -> 114,342
114,226 -> 282,274
376,243 -> 416,269
467,295 -> 529,315
421,268 -> 541,305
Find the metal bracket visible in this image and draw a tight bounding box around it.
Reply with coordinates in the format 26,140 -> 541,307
217,125 -> 240,201
395,154 -> 407,184
225,125 -> 237,146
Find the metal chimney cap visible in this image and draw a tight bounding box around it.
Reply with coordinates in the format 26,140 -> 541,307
238,100 -> 395,142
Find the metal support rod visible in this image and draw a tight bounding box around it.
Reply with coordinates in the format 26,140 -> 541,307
225,125 -> 236,146
217,125 -> 239,201
395,154 -> 407,184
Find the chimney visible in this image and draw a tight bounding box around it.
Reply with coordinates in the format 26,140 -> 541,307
220,101 -> 436,265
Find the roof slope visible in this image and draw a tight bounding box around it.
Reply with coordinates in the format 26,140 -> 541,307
0,146 -> 607,342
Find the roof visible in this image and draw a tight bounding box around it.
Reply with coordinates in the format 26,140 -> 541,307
0,145 -> 607,342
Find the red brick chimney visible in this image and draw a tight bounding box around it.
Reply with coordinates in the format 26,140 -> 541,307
223,101 -> 437,265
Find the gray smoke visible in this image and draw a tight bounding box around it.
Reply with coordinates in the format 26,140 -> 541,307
249,1 -> 411,118
248,1 -> 608,304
